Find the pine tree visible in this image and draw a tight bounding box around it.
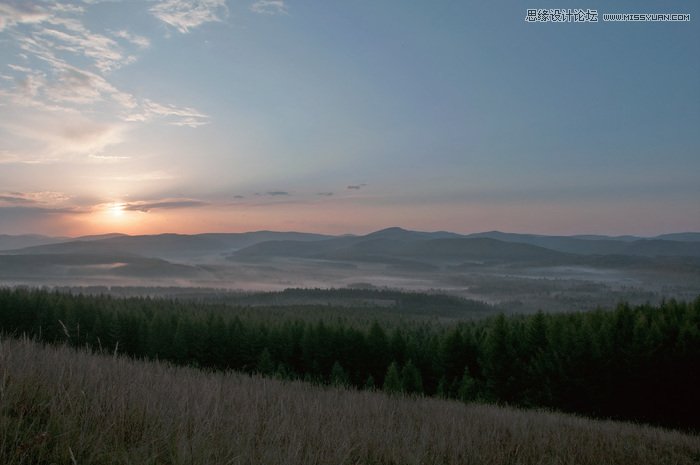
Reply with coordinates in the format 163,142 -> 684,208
257,348 -> 275,375
436,376 -> 448,398
483,313 -> 516,403
367,321 -> 390,384
400,359 -> 423,395
390,328 -> 407,365
364,375 -> 376,390
383,361 -> 402,394
331,360 -> 350,387
457,367 -> 477,402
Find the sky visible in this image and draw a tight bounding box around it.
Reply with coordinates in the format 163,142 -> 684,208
0,0 -> 698,237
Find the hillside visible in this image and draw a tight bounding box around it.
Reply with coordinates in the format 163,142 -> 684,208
230,235 -> 575,265
2,289 -> 698,429
1,337 -> 698,465
466,231 -> 700,257
1,228 -> 698,312
3,231 -> 331,261
0,234 -> 67,251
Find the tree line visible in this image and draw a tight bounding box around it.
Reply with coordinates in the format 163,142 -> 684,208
0,288 -> 697,430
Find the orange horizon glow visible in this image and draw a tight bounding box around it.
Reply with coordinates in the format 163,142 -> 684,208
33,198 -> 695,239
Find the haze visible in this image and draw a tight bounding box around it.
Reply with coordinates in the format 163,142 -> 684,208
0,0 -> 698,237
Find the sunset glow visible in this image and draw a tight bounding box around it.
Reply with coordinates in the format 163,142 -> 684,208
108,203 -> 125,218
0,1 -> 698,237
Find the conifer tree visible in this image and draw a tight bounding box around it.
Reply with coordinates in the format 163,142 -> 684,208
457,367 -> 477,402
257,348 -> 275,375
400,359 -> 423,395
383,361 -> 402,394
364,375 -> 376,391
331,360 -> 350,387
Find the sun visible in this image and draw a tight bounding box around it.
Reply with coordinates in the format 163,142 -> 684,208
108,203 -> 125,217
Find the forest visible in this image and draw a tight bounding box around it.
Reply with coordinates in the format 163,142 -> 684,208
0,288 -> 698,430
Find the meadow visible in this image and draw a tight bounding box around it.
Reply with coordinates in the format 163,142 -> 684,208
2,337 -> 699,465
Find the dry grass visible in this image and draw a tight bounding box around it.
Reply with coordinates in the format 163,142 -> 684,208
1,337 -> 698,465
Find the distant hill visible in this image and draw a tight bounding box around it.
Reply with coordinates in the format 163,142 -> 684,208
229,228 -> 700,271
570,234 -> 640,242
465,231 -> 700,257
5,231 -> 332,262
0,234 -> 68,251
231,234 -> 575,267
0,253 -> 204,279
2,228 -> 699,280
75,233 -> 130,241
655,233 -> 700,242
364,227 -> 464,241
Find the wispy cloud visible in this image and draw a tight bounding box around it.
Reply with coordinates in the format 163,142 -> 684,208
0,204 -> 86,235
347,184 -> 367,190
0,190 -> 71,206
96,171 -> 176,182
122,199 -> 209,212
252,190 -> 290,197
36,13 -> 131,73
112,30 -> 151,49
88,154 -> 131,163
0,111 -> 125,157
150,0 -> 228,33
250,0 -> 288,15
124,99 -> 209,128
317,192 -> 334,196
0,2 -> 51,31
0,205 -> 81,215
0,150 -> 50,165
0,194 -> 34,205
0,0 -> 210,162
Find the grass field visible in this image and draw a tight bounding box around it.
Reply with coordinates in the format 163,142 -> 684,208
1,337 -> 698,465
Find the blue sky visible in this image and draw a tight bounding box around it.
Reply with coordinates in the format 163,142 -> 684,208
0,0 -> 698,236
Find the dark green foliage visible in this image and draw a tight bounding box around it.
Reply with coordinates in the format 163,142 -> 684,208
458,368 -> 478,402
257,348 -> 274,375
0,288 -> 698,430
482,314 -> 517,403
331,361 -> 350,387
383,362 -> 402,394
400,360 -> 423,395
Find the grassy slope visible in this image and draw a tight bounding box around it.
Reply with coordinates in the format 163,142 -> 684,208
1,338 -> 698,465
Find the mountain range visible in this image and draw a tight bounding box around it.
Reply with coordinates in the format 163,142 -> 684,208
0,227 -> 699,282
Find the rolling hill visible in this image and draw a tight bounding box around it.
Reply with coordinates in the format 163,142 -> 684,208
2,231 -> 332,262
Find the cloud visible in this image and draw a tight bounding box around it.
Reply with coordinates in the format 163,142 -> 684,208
317,192 -> 334,196
150,0 -> 228,33
266,191 -> 289,196
112,30 -> 151,49
45,66 -> 124,105
0,204 -> 84,234
0,150 -> 48,165
122,199 -> 209,212
0,109 -> 125,158
0,194 -> 35,205
0,205 -> 80,215
124,99 -> 209,128
58,121 -> 123,152
0,2 -> 51,31
250,0 -> 288,15
88,154 -> 131,163
347,184 -> 367,190
36,15 -> 130,73
233,195 -> 245,199
0,190 -> 72,207
0,0 -> 210,153
97,171 -> 176,182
